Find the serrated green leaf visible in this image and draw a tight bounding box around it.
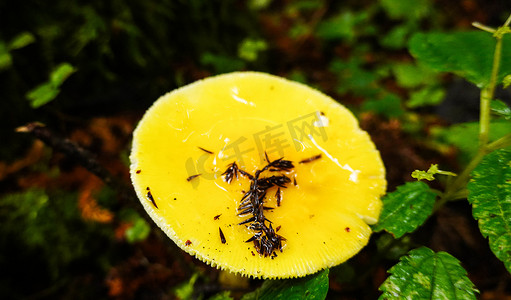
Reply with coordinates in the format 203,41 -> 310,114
467,149 -> 511,273
241,269 -> 329,300
373,182 -> 437,238
379,247 -> 478,299
409,31 -> 511,87
491,99 -> 511,120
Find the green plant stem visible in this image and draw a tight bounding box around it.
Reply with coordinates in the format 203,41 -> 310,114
478,14 -> 511,147
436,148 -> 489,209
504,14 -> 511,27
472,22 -> 496,33
479,88 -> 492,146
487,133 -> 511,151
439,15 -> 511,209
437,133 -> 511,209
479,39 -> 502,146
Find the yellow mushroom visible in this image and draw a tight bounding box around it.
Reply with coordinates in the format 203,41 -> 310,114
130,72 -> 386,279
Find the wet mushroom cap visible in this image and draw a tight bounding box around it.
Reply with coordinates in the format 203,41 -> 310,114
130,72 -> 386,279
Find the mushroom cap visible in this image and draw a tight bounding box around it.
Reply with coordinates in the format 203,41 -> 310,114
130,72 -> 386,279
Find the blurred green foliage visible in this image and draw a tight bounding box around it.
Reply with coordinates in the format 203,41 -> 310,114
26,63 -> 76,108
0,1 -> 264,297
120,209 -> 151,243
0,32 -> 36,70
174,273 -> 199,299
0,189 -> 115,298
0,0 -> 262,160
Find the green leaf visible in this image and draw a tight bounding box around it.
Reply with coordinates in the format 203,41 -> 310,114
491,99 -> 511,120
379,0 -> 431,20
174,273 -> 199,300
200,52 -> 245,74
288,69 -> 308,84
25,63 -> 76,108
316,11 -> 369,42
504,74 -> 511,88
393,64 -> 425,88
0,41 -> 13,70
0,32 -> 35,71
407,87 -> 445,108
362,93 -> 404,118
209,291 -> 234,300
433,121 -> 511,164
467,149 -> 511,273
50,63 -> 76,86
392,63 -> 438,88
241,269 -> 329,300
125,217 -> 151,243
379,247 -> 478,299
381,25 -> 411,49
409,31 -> 511,87
26,82 -> 60,108
238,38 -> 268,62
8,32 -> 36,50
119,209 -> 151,243
286,0 -> 322,12
373,182 -> 437,238
330,57 -> 379,96
248,0 -> 272,11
